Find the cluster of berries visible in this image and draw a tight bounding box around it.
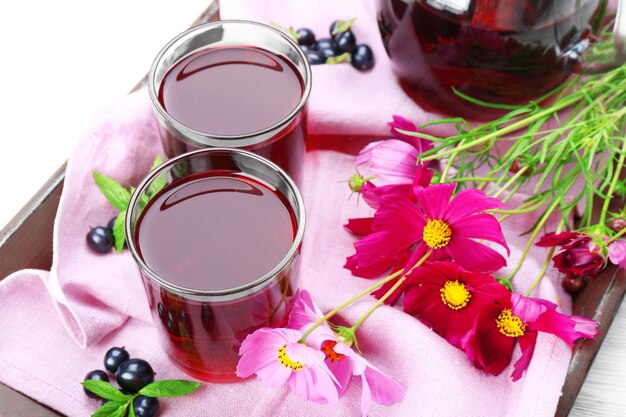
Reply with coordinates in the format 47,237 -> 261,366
83,347 -> 158,417
296,20 -> 374,70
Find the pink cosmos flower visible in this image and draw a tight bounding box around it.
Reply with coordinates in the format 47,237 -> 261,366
608,240 -> 626,269
236,327 -> 339,404
345,182 -> 509,278
287,290 -> 405,417
356,115 -> 433,187
464,293 -> 599,380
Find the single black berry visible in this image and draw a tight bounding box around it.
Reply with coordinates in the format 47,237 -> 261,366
314,38 -> 335,52
306,50 -> 325,65
83,370 -> 109,399
87,226 -> 113,253
107,216 -> 117,232
115,359 -> 155,393
334,30 -> 357,54
296,28 -> 315,46
329,20 -> 341,36
319,47 -> 337,61
133,395 -> 160,417
104,346 -> 130,373
351,44 -> 375,70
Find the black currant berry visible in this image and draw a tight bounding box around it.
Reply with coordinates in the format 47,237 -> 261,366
296,28 -> 315,46
334,30 -> 356,54
86,226 -> 113,253
133,395 -> 160,417
306,50 -> 325,65
115,359 -> 155,393
104,346 -> 130,373
314,38 -> 335,52
351,44 -> 375,70
83,370 -> 109,399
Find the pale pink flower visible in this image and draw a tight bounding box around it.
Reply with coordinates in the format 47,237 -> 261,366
608,240 -> 626,268
236,327 -> 339,404
287,290 -> 404,417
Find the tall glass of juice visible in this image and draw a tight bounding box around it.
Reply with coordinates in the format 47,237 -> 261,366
148,20 -> 311,184
126,148 -> 305,382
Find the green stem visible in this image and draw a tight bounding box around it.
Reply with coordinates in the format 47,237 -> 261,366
606,226 -> 626,244
350,277 -> 407,331
420,94 -> 584,162
299,251 -> 432,343
505,197 -> 561,281
491,166 -> 529,199
525,222 -> 564,296
599,128 -> 626,226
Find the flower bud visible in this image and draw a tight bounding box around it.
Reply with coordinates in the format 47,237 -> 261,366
609,217 -> 626,233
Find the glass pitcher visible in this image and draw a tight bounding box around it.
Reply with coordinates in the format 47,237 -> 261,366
377,0 -> 626,118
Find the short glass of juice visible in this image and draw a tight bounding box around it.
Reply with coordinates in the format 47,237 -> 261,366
126,148 -> 305,382
148,20 -> 311,184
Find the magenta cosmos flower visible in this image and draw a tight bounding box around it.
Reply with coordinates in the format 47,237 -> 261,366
536,231 -> 606,279
401,261 -> 510,349
464,293 -> 599,380
287,290 -> 404,417
345,182 -> 509,278
236,327 -> 339,404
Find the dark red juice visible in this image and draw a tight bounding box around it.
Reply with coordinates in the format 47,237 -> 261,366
377,0 -> 604,118
136,172 -> 298,382
158,47 -> 306,182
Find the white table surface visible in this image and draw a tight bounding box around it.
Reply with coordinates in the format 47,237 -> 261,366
0,2 -> 624,416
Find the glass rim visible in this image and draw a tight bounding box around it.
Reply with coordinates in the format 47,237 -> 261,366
147,19 -> 312,148
125,148 -> 306,299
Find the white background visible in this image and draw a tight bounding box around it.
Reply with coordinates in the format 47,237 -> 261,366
0,0 -> 208,229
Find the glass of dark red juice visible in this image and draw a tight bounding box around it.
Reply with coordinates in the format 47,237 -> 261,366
148,20 -> 311,184
126,148 -> 305,382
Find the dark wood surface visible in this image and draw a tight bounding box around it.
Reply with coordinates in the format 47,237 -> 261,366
1,2 -> 625,416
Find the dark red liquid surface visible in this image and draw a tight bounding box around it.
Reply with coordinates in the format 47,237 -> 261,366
157,46 -> 307,184
158,47 -> 303,136
377,0 -> 604,118
136,172 -> 299,381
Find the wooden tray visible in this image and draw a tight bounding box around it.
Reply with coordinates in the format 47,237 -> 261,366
1,2 -> 625,416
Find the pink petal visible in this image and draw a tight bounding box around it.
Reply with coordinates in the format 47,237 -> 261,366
511,293 -> 550,323
443,189 -> 506,224
363,139 -> 420,184
535,231 -> 580,247
530,309 -> 599,346
414,183 -> 456,219
254,359 -> 294,387
445,237 -> 507,272
344,217 -> 374,236
360,374 -> 373,417
287,344 -> 340,405
451,213 -> 510,255
345,231 -> 404,278
608,240 -> 626,268
389,115 -> 433,153
326,357 -> 353,397
363,365 -> 404,405
362,182 -> 411,209
511,331 -> 538,381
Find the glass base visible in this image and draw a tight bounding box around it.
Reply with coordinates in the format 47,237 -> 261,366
168,354 -> 246,383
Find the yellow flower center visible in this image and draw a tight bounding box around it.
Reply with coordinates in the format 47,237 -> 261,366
423,219 -> 452,249
496,309 -> 527,337
277,345 -> 303,372
440,280 -> 471,310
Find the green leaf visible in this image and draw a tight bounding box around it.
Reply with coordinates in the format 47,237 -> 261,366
326,52 -> 351,65
113,210 -> 126,253
128,401 -> 137,417
91,401 -> 128,417
146,155 -> 167,198
82,380 -> 132,402
138,380 -> 201,398
331,18 -> 356,35
93,171 -> 132,212
109,403 -> 129,417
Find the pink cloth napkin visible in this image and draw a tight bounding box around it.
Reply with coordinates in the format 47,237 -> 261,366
0,0 -> 595,415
